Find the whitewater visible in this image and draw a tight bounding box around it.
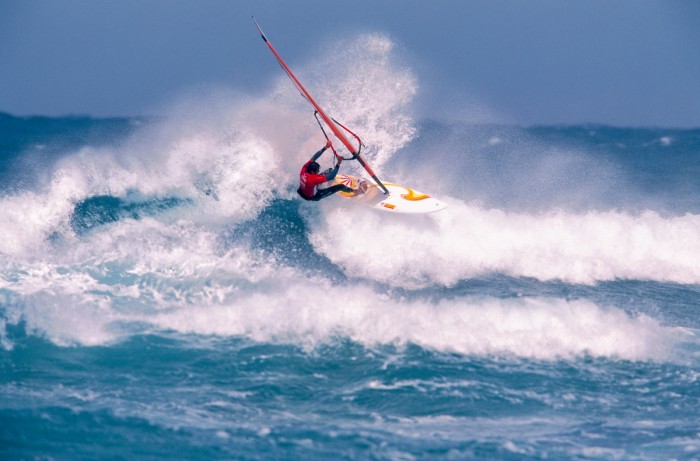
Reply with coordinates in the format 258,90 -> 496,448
1,34 -> 699,460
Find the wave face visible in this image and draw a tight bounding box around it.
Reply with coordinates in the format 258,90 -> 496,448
2,35 -> 700,461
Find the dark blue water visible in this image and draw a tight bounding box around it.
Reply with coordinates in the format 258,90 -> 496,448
1,100 -> 699,460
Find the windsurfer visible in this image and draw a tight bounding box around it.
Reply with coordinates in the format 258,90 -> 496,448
298,140 -> 353,201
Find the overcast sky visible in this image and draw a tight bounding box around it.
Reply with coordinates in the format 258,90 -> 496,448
1,0 -> 699,126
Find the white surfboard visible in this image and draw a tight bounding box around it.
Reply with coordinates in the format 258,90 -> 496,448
333,174 -> 446,214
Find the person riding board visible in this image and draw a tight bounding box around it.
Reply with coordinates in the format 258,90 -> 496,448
298,140 -> 354,201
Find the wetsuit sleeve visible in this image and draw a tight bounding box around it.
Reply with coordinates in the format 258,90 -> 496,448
324,164 -> 340,181
310,147 -> 326,162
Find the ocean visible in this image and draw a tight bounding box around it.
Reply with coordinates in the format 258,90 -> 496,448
1,35 -> 700,460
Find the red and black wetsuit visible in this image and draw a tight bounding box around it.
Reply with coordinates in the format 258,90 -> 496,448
298,148 -> 351,201
299,159 -> 332,199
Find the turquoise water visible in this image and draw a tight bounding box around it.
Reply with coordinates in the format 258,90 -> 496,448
4,334 -> 699,460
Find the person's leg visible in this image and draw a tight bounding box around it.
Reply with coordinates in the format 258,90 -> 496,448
313,184 -> 353,201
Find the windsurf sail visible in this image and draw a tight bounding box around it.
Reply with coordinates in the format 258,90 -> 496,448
253,17 -> 390,195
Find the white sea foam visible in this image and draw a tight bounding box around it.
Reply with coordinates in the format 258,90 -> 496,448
1,207 -> 679,360
32,278 -> 675,361
0,120 -> 279,257
310,200 -> 700,287
7,239 -> 678,360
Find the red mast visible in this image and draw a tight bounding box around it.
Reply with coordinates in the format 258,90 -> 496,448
253,18 -> 390,195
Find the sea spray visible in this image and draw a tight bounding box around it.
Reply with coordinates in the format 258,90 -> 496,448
311,201 -> 700,286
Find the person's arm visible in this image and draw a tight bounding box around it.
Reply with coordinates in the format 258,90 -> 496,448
310,148 -> 325,162
323,164 -> 340,181
322,156 -> 343,181
310,140 -> 333,162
